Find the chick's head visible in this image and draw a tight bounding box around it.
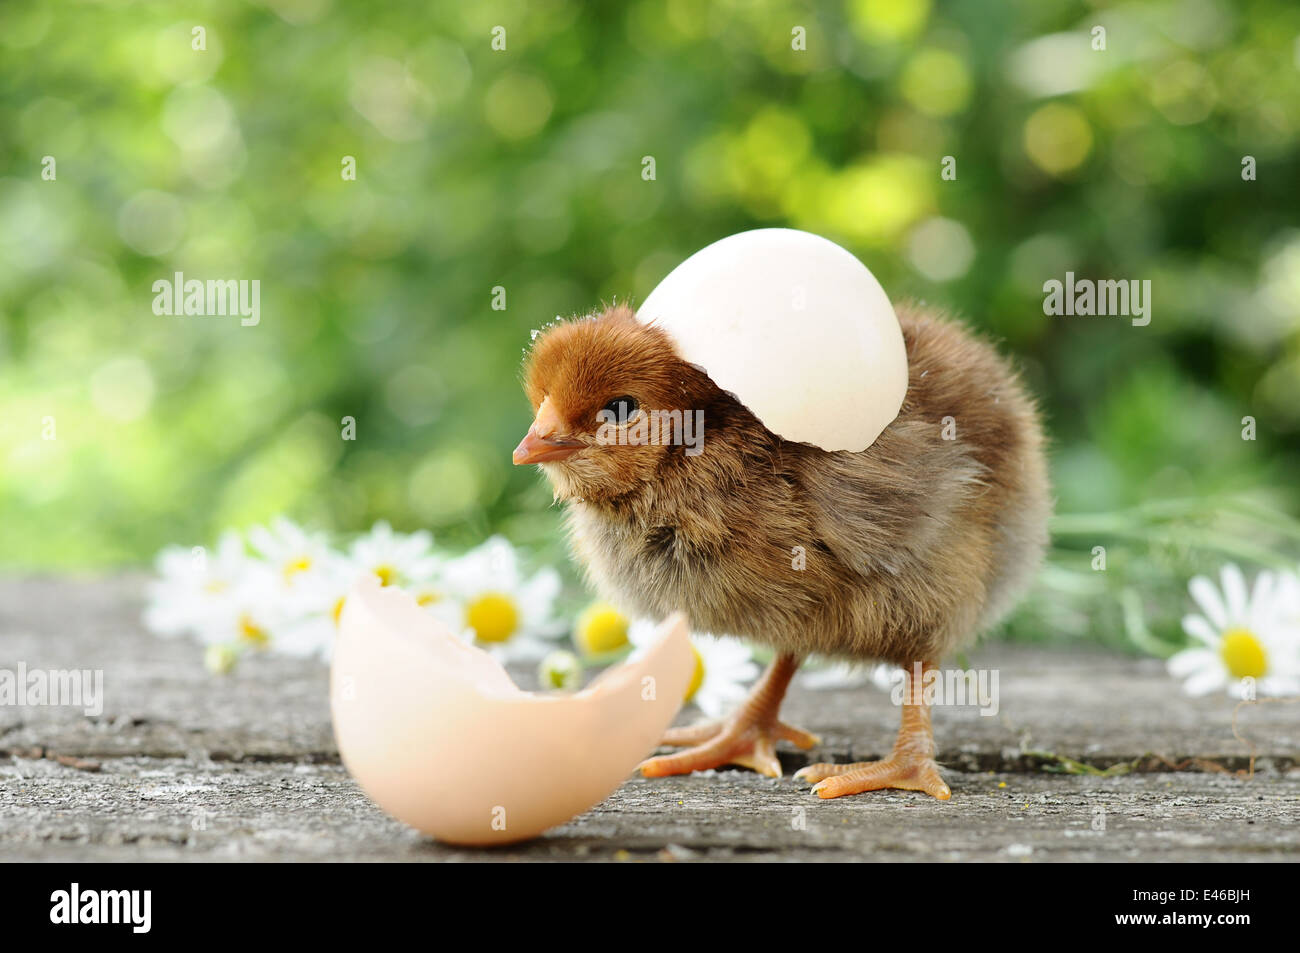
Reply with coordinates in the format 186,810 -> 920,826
516,305 -> 715,502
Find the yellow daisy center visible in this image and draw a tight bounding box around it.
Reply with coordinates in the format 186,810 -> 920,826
684,644 -> 705,702
373,564 -> 398,587
1220,628 -> 1267,680
283,556 -> 312,582
416,591 -> 440,607
466,593 -> 519,643
575,604 -> 630,654
239,614 -> 269,648
331,597 -> 346,627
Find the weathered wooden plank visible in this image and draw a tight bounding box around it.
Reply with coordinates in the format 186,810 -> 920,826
1,577 -> 1296,861
2,757 -> 1295,862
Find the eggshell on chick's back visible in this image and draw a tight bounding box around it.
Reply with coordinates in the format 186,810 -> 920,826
638,228 -> 907,452
330,576 -> 695,846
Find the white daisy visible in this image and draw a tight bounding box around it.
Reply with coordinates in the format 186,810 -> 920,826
1167,564 -> 1300,698
190,559 -> 284,651
144,530 -> 274,645
434,536 -> 561,661
345,520 -> 441,588
247,517 -> 333,595
688,637 -> 761,717
268,554 -> 363,660
628,620 -> 759,718
800,659 -> 899,692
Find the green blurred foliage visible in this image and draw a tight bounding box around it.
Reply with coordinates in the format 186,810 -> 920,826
1,0 -> 1298,617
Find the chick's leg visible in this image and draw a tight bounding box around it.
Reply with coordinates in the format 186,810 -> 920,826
639,654 -> 818,779
795,660 -> 951,801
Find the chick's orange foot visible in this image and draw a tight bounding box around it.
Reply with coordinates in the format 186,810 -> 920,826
638,654 -> 818,779
795,659 -> 951,800
796,756 -> 951,800
641,714 -> 819,778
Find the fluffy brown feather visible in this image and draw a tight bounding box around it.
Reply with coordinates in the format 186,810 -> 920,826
520,302 -> 1050,666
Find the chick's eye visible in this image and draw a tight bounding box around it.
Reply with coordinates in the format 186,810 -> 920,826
600,395 -> 639,424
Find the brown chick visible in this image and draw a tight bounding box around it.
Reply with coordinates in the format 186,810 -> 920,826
514,303 -> 1050,799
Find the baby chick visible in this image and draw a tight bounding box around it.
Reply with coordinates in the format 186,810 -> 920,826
514,304 -> 1049,799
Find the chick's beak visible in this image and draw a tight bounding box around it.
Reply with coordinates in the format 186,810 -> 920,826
513,397 -> 584,465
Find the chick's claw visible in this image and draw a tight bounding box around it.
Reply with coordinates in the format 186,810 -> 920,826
659,721 -> 726,747
640,653 -> 818,779
795,756 -> 951,800
660,718 -> 819,750
640,715 -> 818,779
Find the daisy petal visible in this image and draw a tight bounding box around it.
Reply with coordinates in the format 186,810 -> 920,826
1180,614 -> 1220,647
1258,675 -> 1300,697
520,567 -> 561,620
1167,647 -> 1217,677
1182,667 -> 1226,697
1220,564 -> 1248,622
1248,570 -> 1278,630
1188,575 -> 1228,630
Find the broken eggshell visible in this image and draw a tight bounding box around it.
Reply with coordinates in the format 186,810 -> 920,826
637,228 -> 907,453
330,575 -> 694,846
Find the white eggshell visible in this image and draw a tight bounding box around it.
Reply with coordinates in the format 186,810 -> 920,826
330,576 -> 694,846
638,228 -> 907,452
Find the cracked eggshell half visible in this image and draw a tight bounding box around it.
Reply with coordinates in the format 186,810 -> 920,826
330,575 -> 695,846
638,228 -> 907,452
